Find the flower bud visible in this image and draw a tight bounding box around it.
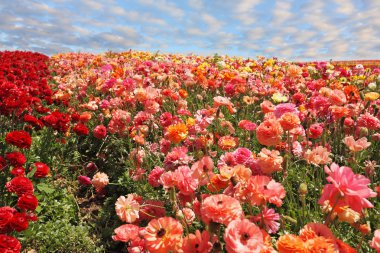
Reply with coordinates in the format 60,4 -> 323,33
299,183 -> 308,195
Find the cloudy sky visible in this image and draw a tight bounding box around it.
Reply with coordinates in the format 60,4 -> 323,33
0,0 -> 379,61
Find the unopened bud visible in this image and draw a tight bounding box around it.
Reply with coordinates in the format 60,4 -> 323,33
299,183 -> 308,195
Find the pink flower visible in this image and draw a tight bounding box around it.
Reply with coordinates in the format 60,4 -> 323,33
78,175 -> 92,186
224,219 -> 264,253
370,229 -> 380,252
343,136 -> 371,152
148,166 -> 165,187
357,113 -> 380,130
318,163 -> 377,212
274,103 -> 298,118
163,146 -> 193,170
112,224 -> 139,242
93,125 -> 107,139
173,165 -> 199,196
115,194 -> 140,223
252,207 -> 280,234
308,123 -> 324,139
238,120 -> 257,131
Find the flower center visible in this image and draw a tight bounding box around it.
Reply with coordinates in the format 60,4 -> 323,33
241,232 -> 250,241
156,228 -> 166,238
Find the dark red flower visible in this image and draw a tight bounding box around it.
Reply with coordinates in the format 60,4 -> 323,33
5,130 -> 32,149
17,194 -> 38,211
5,152 -> 26,167
73,123 -> 89,136
0,234 -> 21,253
6,176 -> 34,196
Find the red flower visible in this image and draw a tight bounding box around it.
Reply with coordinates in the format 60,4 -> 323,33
73,123 -> 89,136
93,125 -> 107,139
5,130 -> 32,149
10,212 -> 28,232
0,234 -> 21,253
10,167 -> 25,177
17,194 -> 38,211
6,176 -> 34,196
31,162 -> 50,178
0,207 -> 16,233
5,152 -> 26,167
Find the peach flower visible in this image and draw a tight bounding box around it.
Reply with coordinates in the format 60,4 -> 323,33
91,172 -> 109,190
257,148 -> 283,174
343,136 -> 371,152
279,112 -> 300,131
303,146 -> 332,165
115,194 -> 140,223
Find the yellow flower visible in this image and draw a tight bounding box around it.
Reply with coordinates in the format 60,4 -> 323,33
272,92 -> 288,103
186,117 -> 195,127
365,92 -> 380,101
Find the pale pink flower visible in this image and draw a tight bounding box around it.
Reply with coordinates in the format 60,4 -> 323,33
224,219 -> 264,253
115,194 -> 140,223
91,172 -> 109,190
343,136 -> 371,152
318,163 -> 377,212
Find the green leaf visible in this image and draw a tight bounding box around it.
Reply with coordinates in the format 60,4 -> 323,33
37,183 -> 55,194
27,164 -> 37,178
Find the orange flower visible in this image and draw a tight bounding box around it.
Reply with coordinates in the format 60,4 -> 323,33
330,105 -> 349,119
166,123 -> 188,144
207,174 -> 229,192
218,136 -> 238,151
143,217 -> 183,253
256,119 -> 283,147
304,237 -> 336,253
257,148 -> 283,174
299,223 -> 335,241
179,89 -> 188,99
277,234 -> 305,253
343,85 -> 360,103
279,112 -> 300,131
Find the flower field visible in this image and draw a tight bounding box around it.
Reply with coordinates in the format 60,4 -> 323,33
0,50 -> 379,252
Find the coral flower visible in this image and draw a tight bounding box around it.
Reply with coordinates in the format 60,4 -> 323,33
246,175 -> 286,207
318,163 -> 377,213
182,230 -> 213,253
277,234 -> 305,253
166,123 -> 188,144
256,119 -> 283,147
370,229 -> 380,252
112,224 -> 140,242
299,223 -> 335,241
201,194 -> 243,226
143,217 -> 183,253
224,219 -> 264,253
115,194 -> 140,223
304,236 -> 337,253
279,112 -> 300,131
213,96 -> 236,114
343,136 -> 371,152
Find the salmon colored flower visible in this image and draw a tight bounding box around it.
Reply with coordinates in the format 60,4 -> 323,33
115,194 -> 140,223
303,146 -> 332,165
299,223 -> 335,241
224,219 -> 264,253
318,163 -> 377,213
256,119 -> 283,147
343,136 -> 371,152
182,230 -> 213,253
201,194 -> 243,226
166,123 -> 188,144
329,89 -> 347,105
277,234 -> 305,253
260,100 -> 275,114
213,96 -> 236,114
143,217 -> 183,253
304,236 -> 337,253
238,120 -> 257,131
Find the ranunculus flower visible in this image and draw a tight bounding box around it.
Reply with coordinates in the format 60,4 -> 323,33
78,175 -> 92,186
17,194 -> 38,211
343,136 -> 371,152
112,224 -> 140,242
73,123 -> 89,135
115,194 -> 140,223
0,234 -> 21,253
92,172 -> 109,191
31,162 -> 50,178
5,152 -> 26,167
370,229 -> 380,252
93,125 -> 107,139
6,176 -> 34,196
5,130 -> 32,149
256,119 -> 283,147
10,212 -> 28,232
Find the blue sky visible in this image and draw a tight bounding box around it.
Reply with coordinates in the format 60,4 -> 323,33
0,0 -> 379,61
